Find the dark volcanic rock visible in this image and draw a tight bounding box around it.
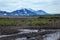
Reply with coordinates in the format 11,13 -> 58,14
1,29 -> 20,35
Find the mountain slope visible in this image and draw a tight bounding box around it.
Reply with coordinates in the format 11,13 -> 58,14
0,8 -> 48,16
36,10 -> 48,15
11,8 -> 37,16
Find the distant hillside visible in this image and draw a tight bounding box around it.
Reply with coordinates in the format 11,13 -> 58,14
0,8 -> 48,16
36,10 -> 48,15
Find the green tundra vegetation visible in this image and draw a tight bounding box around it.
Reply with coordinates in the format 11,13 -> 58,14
0,16 -> 60,35
0,16 -> 60,26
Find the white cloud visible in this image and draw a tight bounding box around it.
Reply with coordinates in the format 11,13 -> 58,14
0,0 -> 60,13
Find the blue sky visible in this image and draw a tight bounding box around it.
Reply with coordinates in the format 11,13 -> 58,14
0,0 -> 60,14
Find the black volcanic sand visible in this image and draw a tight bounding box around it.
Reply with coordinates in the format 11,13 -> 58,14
0,29 -> 20,35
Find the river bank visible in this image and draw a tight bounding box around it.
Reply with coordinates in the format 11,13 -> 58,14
0,24 -> 60,31
0,29 -> 60,40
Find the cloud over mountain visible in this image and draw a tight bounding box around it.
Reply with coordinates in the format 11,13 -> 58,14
0,0 -> 60,13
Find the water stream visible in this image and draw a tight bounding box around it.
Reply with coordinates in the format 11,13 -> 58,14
0,29 -> 60,40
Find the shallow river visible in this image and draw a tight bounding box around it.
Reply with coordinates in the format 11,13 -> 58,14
0,29 -> 60,40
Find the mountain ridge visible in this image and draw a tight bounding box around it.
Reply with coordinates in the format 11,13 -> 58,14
0,8 -> 48,16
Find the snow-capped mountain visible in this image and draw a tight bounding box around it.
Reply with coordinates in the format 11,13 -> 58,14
11,8 -> 37,16
36,10 -> 48,15
0,8 -> 48,16
0,11 -> 7,15
0,11 -> 11,16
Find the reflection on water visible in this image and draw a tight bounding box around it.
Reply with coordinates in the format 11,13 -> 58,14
0,29 -> 60,40
44,31 -> 60,40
